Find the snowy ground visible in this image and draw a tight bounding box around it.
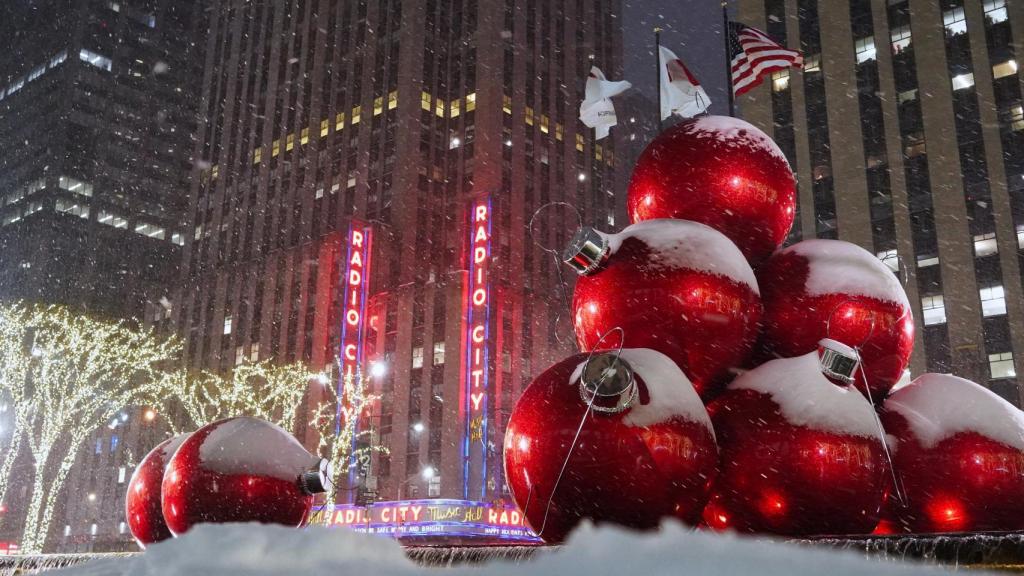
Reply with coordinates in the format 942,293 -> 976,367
48,521 -> 974,576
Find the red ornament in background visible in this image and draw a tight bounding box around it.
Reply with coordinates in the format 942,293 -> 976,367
162,416 -> 330,536
756,239 -> 914,400
880,373 -> 1024,533
126,433 -> 191,548
565,220 -> 762,398
504,348 -> 718,543
704,352 -> 889,536
626,115 -> 796,265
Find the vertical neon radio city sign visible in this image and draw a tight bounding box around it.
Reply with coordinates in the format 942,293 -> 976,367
462,197 -> 492,500
338,220 -> 373,413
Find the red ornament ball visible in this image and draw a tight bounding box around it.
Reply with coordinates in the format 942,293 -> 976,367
881,373 -> 1024,533
756,239 -> 914,399
567,220 -> 761,398
626,115 -> 796,265
126,433 -> 191,548
504,348 -> 718,543
704,352 -> 890,536
162,416 -> 329,536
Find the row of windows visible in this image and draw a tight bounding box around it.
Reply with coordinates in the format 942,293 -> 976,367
0,50 -> 66,101
920,284 -> 1008,326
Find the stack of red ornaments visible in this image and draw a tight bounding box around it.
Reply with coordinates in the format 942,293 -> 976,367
504,115 -> 1024,542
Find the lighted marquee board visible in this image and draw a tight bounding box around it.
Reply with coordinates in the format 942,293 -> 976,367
462,198 -> 492,500
310,499 -> 540,542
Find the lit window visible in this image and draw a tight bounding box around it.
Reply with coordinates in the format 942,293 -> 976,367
466,92 -> 476,112
335,112 -> 345,131
803,53 -> 821,73
876,249 -> 899,272
55,199 -> 89,219
890,25 -> 911,53
952,73 -> 975,91
771,69 -> 790,92
433,342 -> 445,365
607,214 -> 615,227
525,106 -> 534,126
943,7 -> 967,35
320,119 -> 329,137
387,90 -> 398,110
1008,105 -> 1024,131
450,98 -> 461,118
253,147 -> 262,164
117,467 -> 126,484
352,105 -> 362,124
576,133 -> 585,151
286,133 -> 295,151
250,342 -> 260,362
434,97 -> 445,118
119,521 -> 127,534
64,525 -> 71,537
373,96 -> 384,116
854,37 -> 876,64
974,232 -> 998,257
421,91 -> 432,111
1017,224 -> 1024,248
993,60 -> 1018,79
502,94 -> 512,114
921,294 -> 946,326
898,89 -> 918,104
95,438 -> 102,454
315,187 -> 324,199
989,352 -> 1016,379
171,232 -> 184,246
223,316 -> 233,335
300,127 -> 309,145
980,285 -> 1006,316
90,523 -> 97,536
27,65 -> 45,82
271,140 -> 280,156
110,434 -> 119,451
59,176 -> 93,197
540,114 -> 550,133
427,475 -> 441,497
79,49 -> 112,71
49,50 -> 67,69
984,0 -> 1008,24
412,346 -> 424,369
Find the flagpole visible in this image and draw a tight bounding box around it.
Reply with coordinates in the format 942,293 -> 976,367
654,27 -> 663,131
722,2 -> 735,117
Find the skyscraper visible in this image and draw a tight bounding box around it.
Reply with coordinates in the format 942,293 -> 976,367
736,0 -> 1023,402
0,0 -> 200,320
176,0 -> 623,505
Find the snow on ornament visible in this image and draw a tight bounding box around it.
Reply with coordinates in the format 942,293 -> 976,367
880,373 -> 1024,533
626,115 -> 797,265
565,220 -> 762,398
126,433 -> 191,548
162,417 -> 331,536
756,239 -> 914,400
704,352 -> 890,536
504,348 -> 718,543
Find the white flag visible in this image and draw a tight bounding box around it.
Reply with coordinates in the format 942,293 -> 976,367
579,66 -> 632,140
659,46 -> 711,120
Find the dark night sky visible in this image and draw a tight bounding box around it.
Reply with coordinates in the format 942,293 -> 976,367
622,0 -> 731,116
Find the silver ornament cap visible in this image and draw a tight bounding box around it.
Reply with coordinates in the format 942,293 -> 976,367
817,338 -> 861,386
299,458 -> 333,495
563,227 -> 610,275
579,352 -> 637,414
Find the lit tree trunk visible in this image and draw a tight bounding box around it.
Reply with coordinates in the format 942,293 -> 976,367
0,426 -> 24,513
20,447 -> 50,554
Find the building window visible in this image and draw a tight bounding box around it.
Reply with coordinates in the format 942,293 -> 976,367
119,521 -> 127,534
55,199 -> 89,219
59,176 -> 93,197
250,342 -> 260,362
98,210 -> 127,229
64,525 -> 71,537
771,69 -> 790,92
898,88 -> 919,103
117,466 -> 126,483
412,346 -> 424,369
235,345 -> 245,366
989,352 -> 1016,379
110,434 -> 119,451
974,232 -> 998,257
943,7 -> 967,36
79,49 -> 112,71
1017,224 -> 1024,248
1010,105 -> 1024,131
984,0 -> 1008,24
427,475 -> 441,497
854,37 -> 877,64
891,25 -> 912,53
980,285 -> 1006,316
876,249 -> 899,272
952,73 -> 975,91
90,523 -> 97,536
993,60 -> 1018,80
921,295 -> 947,326
223,316 -> 232,335
432,342 -> 445,365
804,53 -> 821,73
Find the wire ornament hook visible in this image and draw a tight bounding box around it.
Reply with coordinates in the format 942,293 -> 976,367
528,202 -> 584,345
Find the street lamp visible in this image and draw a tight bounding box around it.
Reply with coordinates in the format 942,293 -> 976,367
421,466 -> 436,481
369,361 -> 387,379
412,422 -> 424,434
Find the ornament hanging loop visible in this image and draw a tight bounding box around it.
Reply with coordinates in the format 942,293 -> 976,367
579,327 -> 636,414
528,202 -> 584,254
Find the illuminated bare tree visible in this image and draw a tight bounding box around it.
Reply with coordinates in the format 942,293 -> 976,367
164,361 -> 320,434
0,303 -> 178,553
310,366 -> 386,508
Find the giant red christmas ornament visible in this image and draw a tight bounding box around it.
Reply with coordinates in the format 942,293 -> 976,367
126,433 -> 191,548
504,348 -> 718,543
880,373 -> 1024,533
704,352 -> 889,536
565,220 -> 761,398
626,115 -> 796,264
162,417 -> 330,535
756,239 -> 914,399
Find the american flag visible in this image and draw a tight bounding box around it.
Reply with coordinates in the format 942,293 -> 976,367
728,22 -> 803,97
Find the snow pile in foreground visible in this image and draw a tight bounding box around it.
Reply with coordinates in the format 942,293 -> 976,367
49,521 -> 967,576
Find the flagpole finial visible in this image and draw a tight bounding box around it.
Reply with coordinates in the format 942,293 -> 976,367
653,26 -> 663,33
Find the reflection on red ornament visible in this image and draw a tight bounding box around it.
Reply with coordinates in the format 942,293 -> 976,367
504,349 -> 718,543
626,115 -> 796,264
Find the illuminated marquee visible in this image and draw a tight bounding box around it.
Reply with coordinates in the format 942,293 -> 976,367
462,198 -> 492,499
309,499 -> 539,542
